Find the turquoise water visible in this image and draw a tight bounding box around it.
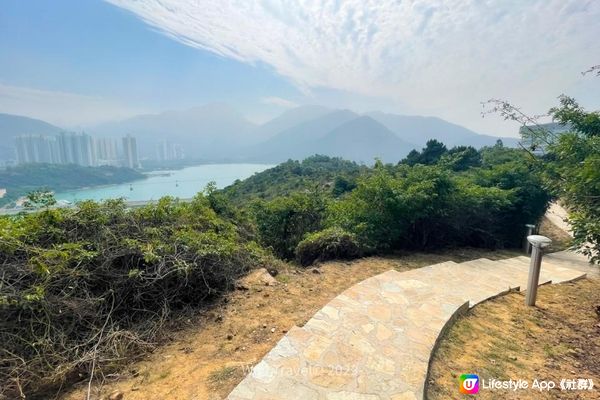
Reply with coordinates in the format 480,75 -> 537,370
55,164 -> 274,202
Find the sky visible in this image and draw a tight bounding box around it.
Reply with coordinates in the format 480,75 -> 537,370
0,0 -> 598,137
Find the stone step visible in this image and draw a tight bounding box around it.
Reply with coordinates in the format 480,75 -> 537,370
484,258 -> 552,291
504,255 -> 588,283
227,250 -> 597,400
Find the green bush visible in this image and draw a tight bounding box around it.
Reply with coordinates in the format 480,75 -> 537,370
328,165 -> 456,250
295,227 -> 361,266
252,192 -> 326,259
328,161 -> 549,251
0,195 -> 267,398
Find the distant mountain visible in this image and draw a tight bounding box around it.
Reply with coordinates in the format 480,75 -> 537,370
248,112 -> 415,163
312,116 -> 415,163
247,110 -> 359,162
0,113 -> 63,161
0,104 -> 519,164
251,105 -> 332,142
367,112 -> 520,149
91,103 -> 257,160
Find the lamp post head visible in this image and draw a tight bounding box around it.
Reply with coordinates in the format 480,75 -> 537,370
527,235 -> 552,249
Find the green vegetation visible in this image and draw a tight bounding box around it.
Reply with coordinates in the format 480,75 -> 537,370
0,196 -> 268,398
223,155 -> 366,203
0,163 -> 144,206
295,227 -> 361,266
488,91 -> 600,263
247,149 -> 548,262
0,145 -> 564,398
545,97 -> 600,263
252,191 -> 326,259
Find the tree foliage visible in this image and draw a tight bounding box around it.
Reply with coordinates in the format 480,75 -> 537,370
485,78 -> 600,263
223,155 -> 365,203
544,97 -> 600,262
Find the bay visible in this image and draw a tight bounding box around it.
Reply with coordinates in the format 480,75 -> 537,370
55,163 -> 273,202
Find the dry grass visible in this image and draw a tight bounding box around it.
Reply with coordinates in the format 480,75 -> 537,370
428,278 -> 600,399
60,247 -> 520,400
58,216 -> 573,399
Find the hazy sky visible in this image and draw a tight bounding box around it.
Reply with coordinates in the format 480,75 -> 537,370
1,0 -> 598,137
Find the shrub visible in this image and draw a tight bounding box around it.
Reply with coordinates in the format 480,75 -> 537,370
328,161 -> 550,251
0,195 -> 266,398
295,227 -> 361,266
328,165 -> 455,250
252,192 -> 326,259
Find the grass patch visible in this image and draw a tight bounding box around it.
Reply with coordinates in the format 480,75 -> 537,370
428,278 -> 600,399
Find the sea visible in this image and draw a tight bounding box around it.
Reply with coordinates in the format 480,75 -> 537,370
54,163 -> 274,203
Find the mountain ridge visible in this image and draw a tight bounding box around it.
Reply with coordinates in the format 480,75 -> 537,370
0,113 -> 64,161
0,105 -> 521,164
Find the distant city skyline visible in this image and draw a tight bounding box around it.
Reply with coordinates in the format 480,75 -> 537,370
0,1 -> 599,137
15,132 -> 140,168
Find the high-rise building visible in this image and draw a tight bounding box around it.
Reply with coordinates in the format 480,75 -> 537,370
95,138 -> 119,166
57,132 -> 96,166
155,141 -> 184,161
17,132 -> 97,166
15,135 -> 61,164
122,135 -> 139,169
15,132 -> 141,168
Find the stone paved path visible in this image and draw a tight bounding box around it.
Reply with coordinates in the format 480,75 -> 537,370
227,251 -> 597,400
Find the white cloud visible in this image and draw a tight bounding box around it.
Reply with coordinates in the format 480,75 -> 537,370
261,96 -> 298,108
107,0 -> 600,135
0,84 -> 144,128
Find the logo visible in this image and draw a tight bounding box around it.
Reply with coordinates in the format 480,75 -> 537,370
460,374 -> 480,394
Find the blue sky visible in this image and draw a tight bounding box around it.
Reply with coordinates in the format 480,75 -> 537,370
0,0 -> 300,125
1,0 -> 599,136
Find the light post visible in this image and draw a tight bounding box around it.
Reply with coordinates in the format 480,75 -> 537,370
525,235 -> 552,306
523,224 -> 537,254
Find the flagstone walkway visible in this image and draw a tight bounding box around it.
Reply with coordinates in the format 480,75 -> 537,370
227,251 -> 597,400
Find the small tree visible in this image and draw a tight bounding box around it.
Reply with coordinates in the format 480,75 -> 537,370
401,139 -> 448,166
483,65 -> 600,263
23,190 -> 57,211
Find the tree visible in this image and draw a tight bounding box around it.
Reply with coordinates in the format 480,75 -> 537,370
420,139 -> 448,164
545,98 -> 600,262
485,79 -> 600,263
441,146 -> 482,171
402,149 -> 421,166
401,140 -> 448,166
23,190 -> 57,210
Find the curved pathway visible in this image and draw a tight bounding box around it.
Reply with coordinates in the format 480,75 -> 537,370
227,251 -> 596,400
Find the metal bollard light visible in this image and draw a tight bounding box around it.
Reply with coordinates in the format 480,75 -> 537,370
525,235 -> 552,306
523,224 -> 537,254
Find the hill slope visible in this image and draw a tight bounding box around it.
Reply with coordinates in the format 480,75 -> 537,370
251,105 -> 332,142
367,111 -> 520,148
247,110 -> 359,162
247,113 -> 415,164
0,113 -> 63,161
314,116 -> 415,163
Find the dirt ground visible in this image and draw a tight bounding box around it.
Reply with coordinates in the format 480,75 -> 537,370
59,248 -> 520,400
427,278 -> 600,399
58,217 -> 572,400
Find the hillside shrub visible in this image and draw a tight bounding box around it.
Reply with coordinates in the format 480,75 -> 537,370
328,165 -> 456,250
295,227 -> 361,266
252,192 -> 326,259
328,162 -> 549,251
223,155 -> 365,203
0,195 -> 266,398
